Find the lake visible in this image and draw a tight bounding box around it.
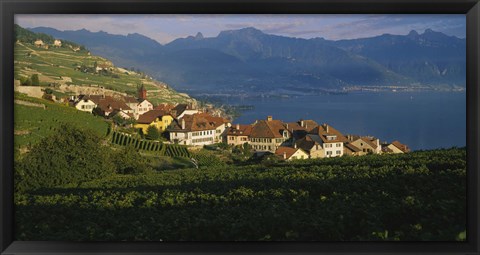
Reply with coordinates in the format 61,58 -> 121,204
221,91 -> 466,151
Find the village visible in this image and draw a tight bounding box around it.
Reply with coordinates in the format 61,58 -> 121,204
20,38 -> 410,161
67,85 -> 410,161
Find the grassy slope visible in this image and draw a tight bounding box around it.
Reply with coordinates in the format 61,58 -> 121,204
14,42 -> 193,105
14,93 -> 109,152
15,148 -> 466,241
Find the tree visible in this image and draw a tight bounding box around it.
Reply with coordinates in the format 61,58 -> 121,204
145,125 -> 160,140
21,77 -> 32,86
112,115 -> 126,126
15,124 -> 115,191
31,74 -> 40,86
112,146 -> 151,174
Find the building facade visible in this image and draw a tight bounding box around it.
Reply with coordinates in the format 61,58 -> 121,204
249,116 -> 291,153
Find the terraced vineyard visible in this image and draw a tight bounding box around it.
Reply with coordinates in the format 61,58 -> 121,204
14,93 -> 109,152
15,148 -> 466,241
111,131 -> 190,158
14,36 -> 194,105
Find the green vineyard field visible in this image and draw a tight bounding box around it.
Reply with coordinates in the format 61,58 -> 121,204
15,148 -> 466,241
111,131 -> 189,158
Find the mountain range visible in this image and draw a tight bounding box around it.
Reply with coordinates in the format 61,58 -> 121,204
30,26 -> 466,96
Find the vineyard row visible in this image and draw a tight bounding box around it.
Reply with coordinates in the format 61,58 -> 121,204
111,131 -> 190,158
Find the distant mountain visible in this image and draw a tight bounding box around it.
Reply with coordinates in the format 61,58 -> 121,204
331,29 -> 466,86
30,26 -> 465,95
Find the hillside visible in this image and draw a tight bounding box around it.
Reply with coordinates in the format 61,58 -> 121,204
14,93 -> 109,156
30,26 -> 466,96
15,148 -> 466,241
14,24 -> 195,106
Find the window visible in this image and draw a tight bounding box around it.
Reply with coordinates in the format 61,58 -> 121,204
336,150 -> 341,155
327,151 -> 332,155
337,143 -> 341,147
326,135 -> 337,141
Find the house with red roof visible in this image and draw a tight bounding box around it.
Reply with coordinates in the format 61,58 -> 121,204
88,95 -> 132,117
134,109 -> 174,134
347,135 -> 382,155
249,116 -> 291,153
167,113 -> 222,146
297,123 -> 348,158
227,124 -> 253,146
382,140 -> 410,154
275,146 -> 309,161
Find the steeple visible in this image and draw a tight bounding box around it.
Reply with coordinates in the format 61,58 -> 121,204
138,84 -> 147,100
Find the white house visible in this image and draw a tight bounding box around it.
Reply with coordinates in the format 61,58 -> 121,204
53,39 -> 62,47
301,124 -> 347,158
34,39 -> 44,47
195,113 -> 230,143
125,97 -> 153,120
167,113 -> 217,146
74,98 -> 96,113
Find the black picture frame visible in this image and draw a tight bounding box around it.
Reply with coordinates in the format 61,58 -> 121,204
1,0 -> 479,254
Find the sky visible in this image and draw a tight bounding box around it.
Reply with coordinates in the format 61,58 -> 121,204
15,14 -> 466,45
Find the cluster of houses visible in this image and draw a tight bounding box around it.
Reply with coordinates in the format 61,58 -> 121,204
33,39 -> 62,50
33,38 -> 82,52
225,117 -> 409,160
68,86 -> 410,161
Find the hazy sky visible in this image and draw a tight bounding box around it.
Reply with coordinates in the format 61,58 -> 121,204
15,14 -> 466,44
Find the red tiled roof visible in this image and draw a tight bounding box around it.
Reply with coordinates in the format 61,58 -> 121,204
250,119 -> 289,138
124,96 -> 139,104
391,140 -> 410,153
137,110 -> 170,124
295,135 -> 320,151
344,143 -> 362,152
154,103 -> 175,112
88,95 -> 131,112
274,146 -> 299,159
360,137 -> 379,149
227,124 -> 253,136
309,124 -> 347,143
168,113 -> 218,132
196,113 -> 229,128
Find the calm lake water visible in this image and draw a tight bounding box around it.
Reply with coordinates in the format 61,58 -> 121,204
223,91 -> 466,151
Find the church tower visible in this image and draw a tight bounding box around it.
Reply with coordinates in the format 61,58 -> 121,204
138,84 -> 147,100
